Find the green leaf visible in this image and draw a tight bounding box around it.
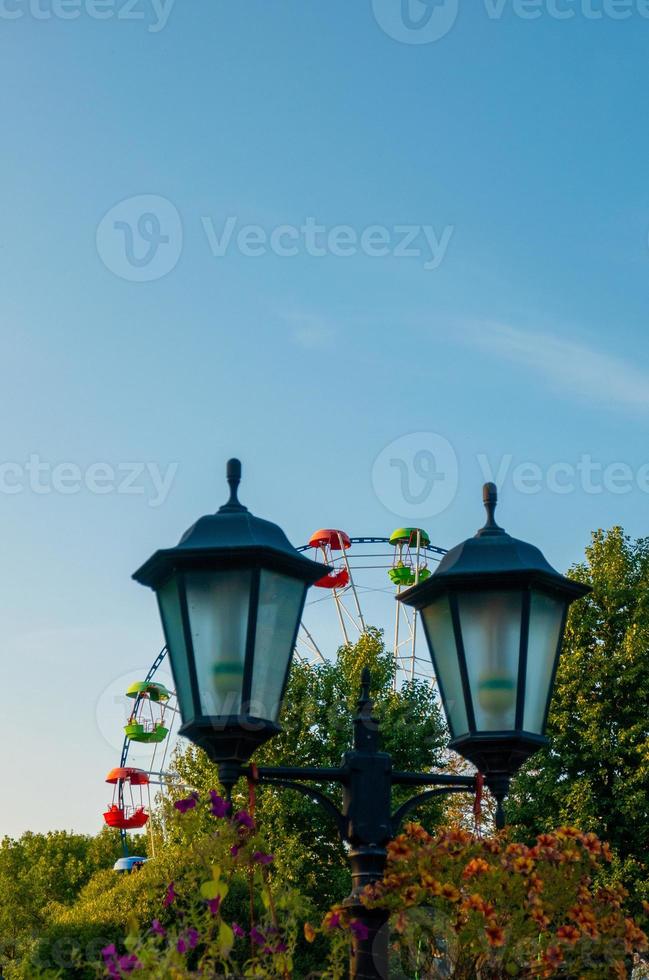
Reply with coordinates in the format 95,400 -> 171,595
200,879 -> 229,900
218,919 -> 234,956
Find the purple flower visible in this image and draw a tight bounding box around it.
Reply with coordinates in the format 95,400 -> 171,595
117,954 -> 142,973
150,919 -> 166,937
232,922 -> 246,938
230,845 -> 240,857
177,928 -> 200,954
174,795 -> 197,814
163,881 -> 176,908
234,809 -> 255,829
273,940 -> 288,953
206,896 -> 221,916
350,919 -> 369,941
252,850 -> 274,865
209,790 -> 231,818
250,926 -> 266,946
101,946 -> 122,979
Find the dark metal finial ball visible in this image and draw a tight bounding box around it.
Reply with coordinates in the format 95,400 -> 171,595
227,458 -> 242,483
483,482 -> 497,506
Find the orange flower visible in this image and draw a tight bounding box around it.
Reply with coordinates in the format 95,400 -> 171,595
581,921 -> 600,940
420,873 -> 442,896
387,837 -> 412,861
624,917 -> 648,952
362,882 -> 383,903
576,884 -> 591,904
536,833 -> 555,848
529,872 -> 544,893
462,893 -> 495,918
462,857 -> 490,878
569,904 -> 596,928
557,826 -> 580,839
323,908 -> 346,930
531,907 -> 550,930
556,924 -> 580,945
580,832 -> 602,856
404,821 -> 431,843
383,873 -> 408,890
543,945 -> 564,969
441,882 -> 460,902
513,856 -> 535,875
303,923 -> 316,943
447,827 -> 473,844
485,922 -> 506,947
402,886 -> 420,906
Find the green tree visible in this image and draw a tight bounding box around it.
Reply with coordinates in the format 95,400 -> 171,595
507,527 -> 649,906
0,829 -> 122,976
165,628 -> 449,913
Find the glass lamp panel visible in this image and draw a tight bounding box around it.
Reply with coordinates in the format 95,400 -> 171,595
185,570 -> 252,717
421,596 -> 470,738
250,570 -> 306,722
523,590 -> 566,734
157,577 -> 195,723
457,590 -> 522,732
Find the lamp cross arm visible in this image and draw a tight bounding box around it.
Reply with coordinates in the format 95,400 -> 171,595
249,767 -> 346,838
252,764 -> 347,783
391,770 -> 477,789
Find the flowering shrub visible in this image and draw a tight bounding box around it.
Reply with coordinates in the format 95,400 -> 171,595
97,794 -> 649,979
350,823 -> 648,978
98,790 -> 314,978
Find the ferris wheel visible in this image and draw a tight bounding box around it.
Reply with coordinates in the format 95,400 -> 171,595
103,648 -> 182,867
107,526 -> 446,865
295,527 -> 445,685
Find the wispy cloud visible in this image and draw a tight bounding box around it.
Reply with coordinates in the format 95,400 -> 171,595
456,320 -> 649,413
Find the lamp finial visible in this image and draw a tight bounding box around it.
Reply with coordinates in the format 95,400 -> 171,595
219,458 -> 248,514
477,482 -> 503,537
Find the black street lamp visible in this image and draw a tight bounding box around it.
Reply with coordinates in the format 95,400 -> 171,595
133,461 -> 587,980
399,482 -> 591,827
132,458 -> 327,781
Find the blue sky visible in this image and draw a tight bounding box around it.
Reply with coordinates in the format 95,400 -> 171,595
1,0 -> 649,837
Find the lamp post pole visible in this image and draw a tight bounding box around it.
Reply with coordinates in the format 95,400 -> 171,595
219,668 -> 476,980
